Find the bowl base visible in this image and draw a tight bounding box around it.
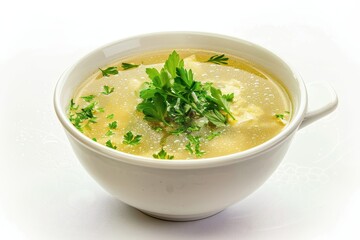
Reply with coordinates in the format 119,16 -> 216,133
138,208 -> 224,221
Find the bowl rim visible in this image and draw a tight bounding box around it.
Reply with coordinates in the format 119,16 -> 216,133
54,31 -> 307,169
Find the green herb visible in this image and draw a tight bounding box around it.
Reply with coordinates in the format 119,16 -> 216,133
123,131 -> 142,145
97,107 -> 105,112
206,131 -> 221,141
152,148 -> 174,159
101,85 -> 114,95
81,95 -> 95,102
105,130 -> 114,136
99,66 -> 118,77
185,135 -> 205,157
105,140 -> 117,149
108,121 -> 117,129
106,114 -> 114,119
68,101 -> 97,132
206,54 -> 229,65
122,62 -> 139,70
275,114 -> 285,120
275,111 -> 290,120
153,126 -> 163,132
70,99 -> 78,110
223,93 -> 234,102
137,51 -> 235,134
92,138 -> 97,142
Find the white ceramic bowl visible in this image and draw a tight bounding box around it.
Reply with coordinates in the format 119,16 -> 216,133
54,32 -> 338,221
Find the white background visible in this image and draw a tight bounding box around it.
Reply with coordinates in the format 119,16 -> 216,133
0,0 -> 359,239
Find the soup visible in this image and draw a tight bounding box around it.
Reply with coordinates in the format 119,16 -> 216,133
68,50 -> 292,159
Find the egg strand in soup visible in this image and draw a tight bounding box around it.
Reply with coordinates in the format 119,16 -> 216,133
68,50 -> 292,159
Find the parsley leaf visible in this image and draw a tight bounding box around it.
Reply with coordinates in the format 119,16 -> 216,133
106,114 -> 114,119
105,130 -> 114,136
223,93 -> 234,102
99,66 -> 118,77
123,131 -> 142,145
122,63 -> 139,70
164,50 -> 184,78
69,101 -> 98,132
204,110 -> 227,127
70,99 -> 78,110
81,95 -> 95,102
105,140 -> 117,149
108,121 -> 117,129
275,111 -> 290,120
185,135 -> 205,157
101,85 -> 114,95
275,114 -> 284,120
153,148 -> 174,159
137,93 -> 169,125
206,54 -> 229,65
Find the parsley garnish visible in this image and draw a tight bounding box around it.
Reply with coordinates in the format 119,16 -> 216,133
123,131 -> 142,145
275,111 -> 290,120
99,66 -> 118,77
206,54 -> 229,65
106,114 -> 114,119
68,101 -> 97,132
105,130 -> 114,136
153,148 -> 174,159
206,131 -> 221,141
70,99 -> 78,110
108,121 -> 117,129
122,63 -> 139,70
185,135 -> 205,157
223,93 -> 234,102
105,140 -> 117,149
81,95 -> 95,102
92,138 -> 97,142
102,85 -> 114,95
275,114 -> 285,120
137,51 -> 235,133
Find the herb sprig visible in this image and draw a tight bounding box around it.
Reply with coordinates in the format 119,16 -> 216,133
153,148 -> 174,159
69,100 -> 98,132
102,85 -> 114,95
206,54 -> 229,65
99,67 -> 118,77
137,51 -> 235,133
122,63 -> 139,70
123,131 -> 142,145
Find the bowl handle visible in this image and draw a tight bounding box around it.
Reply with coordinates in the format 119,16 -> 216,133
299,81 -> 338,129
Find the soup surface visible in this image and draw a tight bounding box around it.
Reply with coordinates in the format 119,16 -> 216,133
68,50 -> 292,159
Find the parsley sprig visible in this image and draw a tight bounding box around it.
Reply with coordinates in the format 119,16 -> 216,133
185,135 -> 205,157
123,131 -> 142,145
102,85 -> 114,95
206,54 -> 229,65
122,62 -> 139,70
153,148 -> 174,159
99,66 -> 118,77
106,140 -> 117,149
137,51 -> 235,133
69,101 -> 98,132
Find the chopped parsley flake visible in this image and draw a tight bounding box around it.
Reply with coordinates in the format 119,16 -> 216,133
122,62 -> 139,70
99,66 -> 118,77
123,131 -> 142,145
102,85 -> 114,95
153,148 -> 174,159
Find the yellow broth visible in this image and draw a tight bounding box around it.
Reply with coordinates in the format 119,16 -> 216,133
69,50 -> 292,159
